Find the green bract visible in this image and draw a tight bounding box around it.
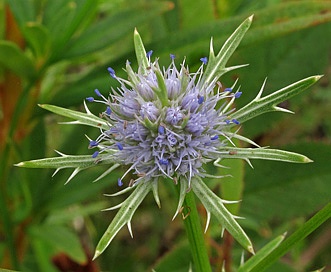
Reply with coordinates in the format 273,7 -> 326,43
16,16 -> 319,259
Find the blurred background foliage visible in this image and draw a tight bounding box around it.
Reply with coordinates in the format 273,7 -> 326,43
0,0 -> 330,271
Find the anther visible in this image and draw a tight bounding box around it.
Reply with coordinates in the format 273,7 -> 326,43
198,95 -> 204,104
235,91 -> 242,98
158,125 -> 165,135
200,57 -> 208,65
106,106 -> 111,115
232,119 -> 240,125
86,97 -> 94,102
107,67 -> 116,78
116,142 -> 123,150
92,151 -> 99,158
89,140 -> 98,148
147,50 -> 153,58
118,178 -> 123,187
94,89 -> 102,97
211,135 -> 219,140
159,158 -> 169,165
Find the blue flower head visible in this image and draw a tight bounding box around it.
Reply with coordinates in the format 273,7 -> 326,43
87,56 -> 241,187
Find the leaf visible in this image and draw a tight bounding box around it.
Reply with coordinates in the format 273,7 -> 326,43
0,41 -> 36,78
7,0 -> 35,26
134,28 -> 149,74
217,146 -> 312,163
44,0 -> 97,62
191,177 -> 254,253
23,23 -> 51,58
229,76 -> 322,126
15,154 -> 114,169
93,181 -> 152,259
29,224 -> 86,263
199,15 -> 253,89
39,103 -> 108,130
15,152 -> 119,185
238,233 -> 286,272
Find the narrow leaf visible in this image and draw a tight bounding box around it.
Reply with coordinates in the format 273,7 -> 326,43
199,15 -> 253,89
238,233 -> 286,272
15,154 -> 114,169
0,41 -> 36,78
23,23 -> 51,58
134,29 -> 149,74
173,179 -> 188,220
93,181 -> 152,259
230,76 -> 322,125
191,177 -> 254,253
217,147 -> 312,163
39,103 -> 108,130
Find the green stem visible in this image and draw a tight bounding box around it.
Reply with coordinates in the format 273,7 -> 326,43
182,190 -> 212,272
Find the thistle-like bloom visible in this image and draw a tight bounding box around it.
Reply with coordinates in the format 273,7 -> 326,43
87,54 -> 242,188
16,16 -> 320,259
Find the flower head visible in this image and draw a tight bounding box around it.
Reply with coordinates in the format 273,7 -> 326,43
87,55 -> 242,187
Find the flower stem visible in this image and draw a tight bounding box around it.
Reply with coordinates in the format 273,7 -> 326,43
182,190 -> 212,272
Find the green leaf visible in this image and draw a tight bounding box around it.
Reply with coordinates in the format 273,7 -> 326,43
23,23 -> 51,58
29,224 -> 86,263
134,28 -> 149,74
154,69 -> 170,107
199,15 -> 253,89
217,146 -> 312,164
93,181 -> 152,259
15,154 -> 114,169
31,237 -> 59,272
44,0 -> 97,62
229,76 -> 322,126
191,177 -> 254,253
7,0 -> 35,26
39,103 -> 108,130
15,152 -> 119,184
0,41 -> 36,78
238,233 -> 286,272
